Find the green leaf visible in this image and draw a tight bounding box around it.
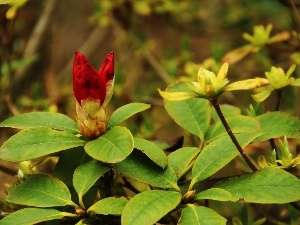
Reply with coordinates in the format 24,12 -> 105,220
88,197 -> 128,215
85,126 -> 133,163
0,128 -> 86,162
73,160 -> 110,206
168,147 -> 200,179
133,137 -> 168,168
108,103 -> 150,128
54,147 -> 91,187
113,150 -> 179,190
6,174 -> 77,207
178,205 -> 227,225
0,112 -> 79,134
122,190 -> 181,225
213,167 -> 300,203
194,188 -> 232,201
206,115 -> 261,143
164,82 -> 211,139
0,208 -> 76,225
190,133 -> 260,189
211,104 -> 241,122
254,112 -> 300,142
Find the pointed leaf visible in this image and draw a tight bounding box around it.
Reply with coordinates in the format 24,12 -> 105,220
122,190 -> 181,225
113,150 -> 179,190
108,103 -> 150,128
0,128 -> 86,162
178,205 -> 227,225
73,160 -> 110,204
194,188 -> 232,201
213,167 -> 300,203
54,147 -> 91,187
168,147 -> 200,179
253,112 -> 300,142
85,126 -> 133,163
0,208 -> 76,225
206,115 -> 261,143
6,174 -> 76,207
88,197 -> 128,215
0,112 -> 79,133
133,137 -> 168,168
164,82 -> 211,139
190,133 -> 260,189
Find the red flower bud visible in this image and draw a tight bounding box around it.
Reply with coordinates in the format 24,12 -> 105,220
72,51 -> 114,139
73,51 -> 114,106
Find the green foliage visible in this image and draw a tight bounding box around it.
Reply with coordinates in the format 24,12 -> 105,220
85,126 -> 134,163
121,190 -> 181,225
6,174 -> 77,207
1,9 -> 300,223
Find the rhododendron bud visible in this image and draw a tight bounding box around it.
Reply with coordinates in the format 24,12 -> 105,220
72,51 -> 114,139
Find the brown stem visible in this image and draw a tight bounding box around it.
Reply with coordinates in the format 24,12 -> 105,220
211,98 -> 258,172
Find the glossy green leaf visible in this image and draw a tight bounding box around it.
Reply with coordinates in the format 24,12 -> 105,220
194,188 -> 232,201
133,137 -> 168,168
0,208 -> 76,225
0,112 -> 79,134
6,174 -> 77,207
88,197 -> 128,215
122,190 -> 181,225
178,205 -> 227,225
190,133 -> 259,189
168,147 -> 200,179
113,150 -> 179,191
85,126 -> 133,163
206,115 -> 261,143
213,167 -> 300,203
0,128 -> 86,162
164,82 -> 211,139
73,160 -> 110,205
254,112 -> 300,142
108,103 -> 150,128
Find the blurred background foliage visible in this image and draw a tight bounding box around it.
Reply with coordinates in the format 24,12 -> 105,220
0,0 -> 300,224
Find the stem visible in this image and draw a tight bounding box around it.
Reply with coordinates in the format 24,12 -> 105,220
211,99 -> 258,172
270,89 -> 282,159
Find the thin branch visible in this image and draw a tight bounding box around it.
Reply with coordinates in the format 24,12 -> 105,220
11,0 -> 58,98
211,98 -> 258,172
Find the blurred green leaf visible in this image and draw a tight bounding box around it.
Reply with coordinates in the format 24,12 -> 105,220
6,174 -> 76,207
178,204 -> 227,225
108,103 -> 150,128
0,208 -> 76,225
0,128 -> 85,162
85,126 -> 133,163
0,112 -> 79,133
122,190 -> 181,225
253,112 -> 300,142
213,167 -> 300,203
88,197 -> 128,215
113,150 -> 179,190
133,137 -> 168,168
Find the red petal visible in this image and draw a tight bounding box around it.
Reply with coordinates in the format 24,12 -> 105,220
72,51 -> 106,104
99,52 -> 114,83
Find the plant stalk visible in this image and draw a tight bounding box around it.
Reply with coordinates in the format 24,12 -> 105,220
211,99 -> 258,172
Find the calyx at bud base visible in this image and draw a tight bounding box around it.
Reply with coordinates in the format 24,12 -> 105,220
72,51 -> 114,139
